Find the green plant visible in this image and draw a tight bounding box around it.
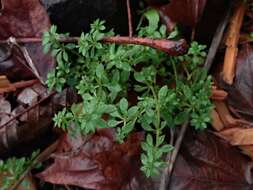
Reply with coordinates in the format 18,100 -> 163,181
0,151 -> 40,190
43,9 -> 213,177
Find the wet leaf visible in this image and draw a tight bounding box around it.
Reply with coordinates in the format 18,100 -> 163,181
37,129 -> 145,190
219,127 -> 253,146
221,44 -> 253,122
158,0 -> 207,27
169,130 -> 253,190
0,0 -> 54,82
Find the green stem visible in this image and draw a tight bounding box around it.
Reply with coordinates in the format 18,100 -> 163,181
148,84 -> 161,148
171,61 -> 178,84
182,64 -> 191,80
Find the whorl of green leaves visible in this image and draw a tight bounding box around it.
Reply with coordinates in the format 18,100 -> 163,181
43,9 -> 213,177
0,151 -> 40,190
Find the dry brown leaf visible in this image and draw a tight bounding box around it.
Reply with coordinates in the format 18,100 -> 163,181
158,0 -> 207,28
169,130 -> 253,190
211,86 -> 228,100
219,127 -> 253,146
211,109 -> 224,131
37,129 -> 144,190
0,0 -> 54,82
240,145 -> 253,160
214,100 -> 240,127
222,1 -> 246,84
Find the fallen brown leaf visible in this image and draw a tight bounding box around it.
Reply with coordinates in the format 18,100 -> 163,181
211,109 -> 224,131
240,145 -> 253,160
158,0 -> 207,28
37,129 -> 145,190
0,0 -> 54,82
169,130 -> 253,190
219,127 -> 253,146
222,43 -> 253,122
214,100 -> 240,127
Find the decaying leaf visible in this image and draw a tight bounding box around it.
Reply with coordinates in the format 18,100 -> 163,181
37,128 -> 253,190
213,100 -> 241,127
158,0 -> 207,28
169,130 -> 253,190
218,127 -> 253,146
211,109 -> 224,131
0,0 -> 54,82
37,129 -> 145,190
222,43 -> 253,122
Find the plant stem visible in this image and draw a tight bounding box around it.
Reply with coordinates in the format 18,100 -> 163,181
171,61 -> 178,83
148,84 -> 161,147
182,63 -> 190,80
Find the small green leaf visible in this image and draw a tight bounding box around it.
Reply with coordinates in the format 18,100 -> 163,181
122,122 -> 135,135
96,64 -> 104,79
158,86 -> 168,99
128,106 -> 139,118
134,72 -> 145,83
108,119 -> 119,127
160,144 -> 174,153
146,134 -> 153,146
119,98 -> 128,114
96,118 -> 107,128
144,9 -> 159,31
175,111 -> 189,125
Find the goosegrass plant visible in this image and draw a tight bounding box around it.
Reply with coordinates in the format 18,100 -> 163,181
43,9 -> 213,177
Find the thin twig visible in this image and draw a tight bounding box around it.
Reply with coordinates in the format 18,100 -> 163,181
0,36 -> 188,56
0,79 -> 39,94
159,122 -> 188,190
126,0 -> 133,37
10,140 -> 59,190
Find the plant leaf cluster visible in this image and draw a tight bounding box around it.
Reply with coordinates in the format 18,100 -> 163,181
0,151 -> 40,190
43,9 -> 213,177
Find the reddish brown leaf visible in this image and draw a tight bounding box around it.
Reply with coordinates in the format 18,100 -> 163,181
169,130 -> 253,190
221,43 -> 253,122
219,127 -> 253,146
37,129 -> 145,190
158,0 -> 207,28
0,0 -> 54,82
211,109 -> 224,131
0,0 -> 49,38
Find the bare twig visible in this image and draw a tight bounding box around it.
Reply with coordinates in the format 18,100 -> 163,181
10,140 -> 59,190
126,0 -> 133,37
0,79 -> 39,94
159,122 -> 188,190
0,36 -> 188,56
